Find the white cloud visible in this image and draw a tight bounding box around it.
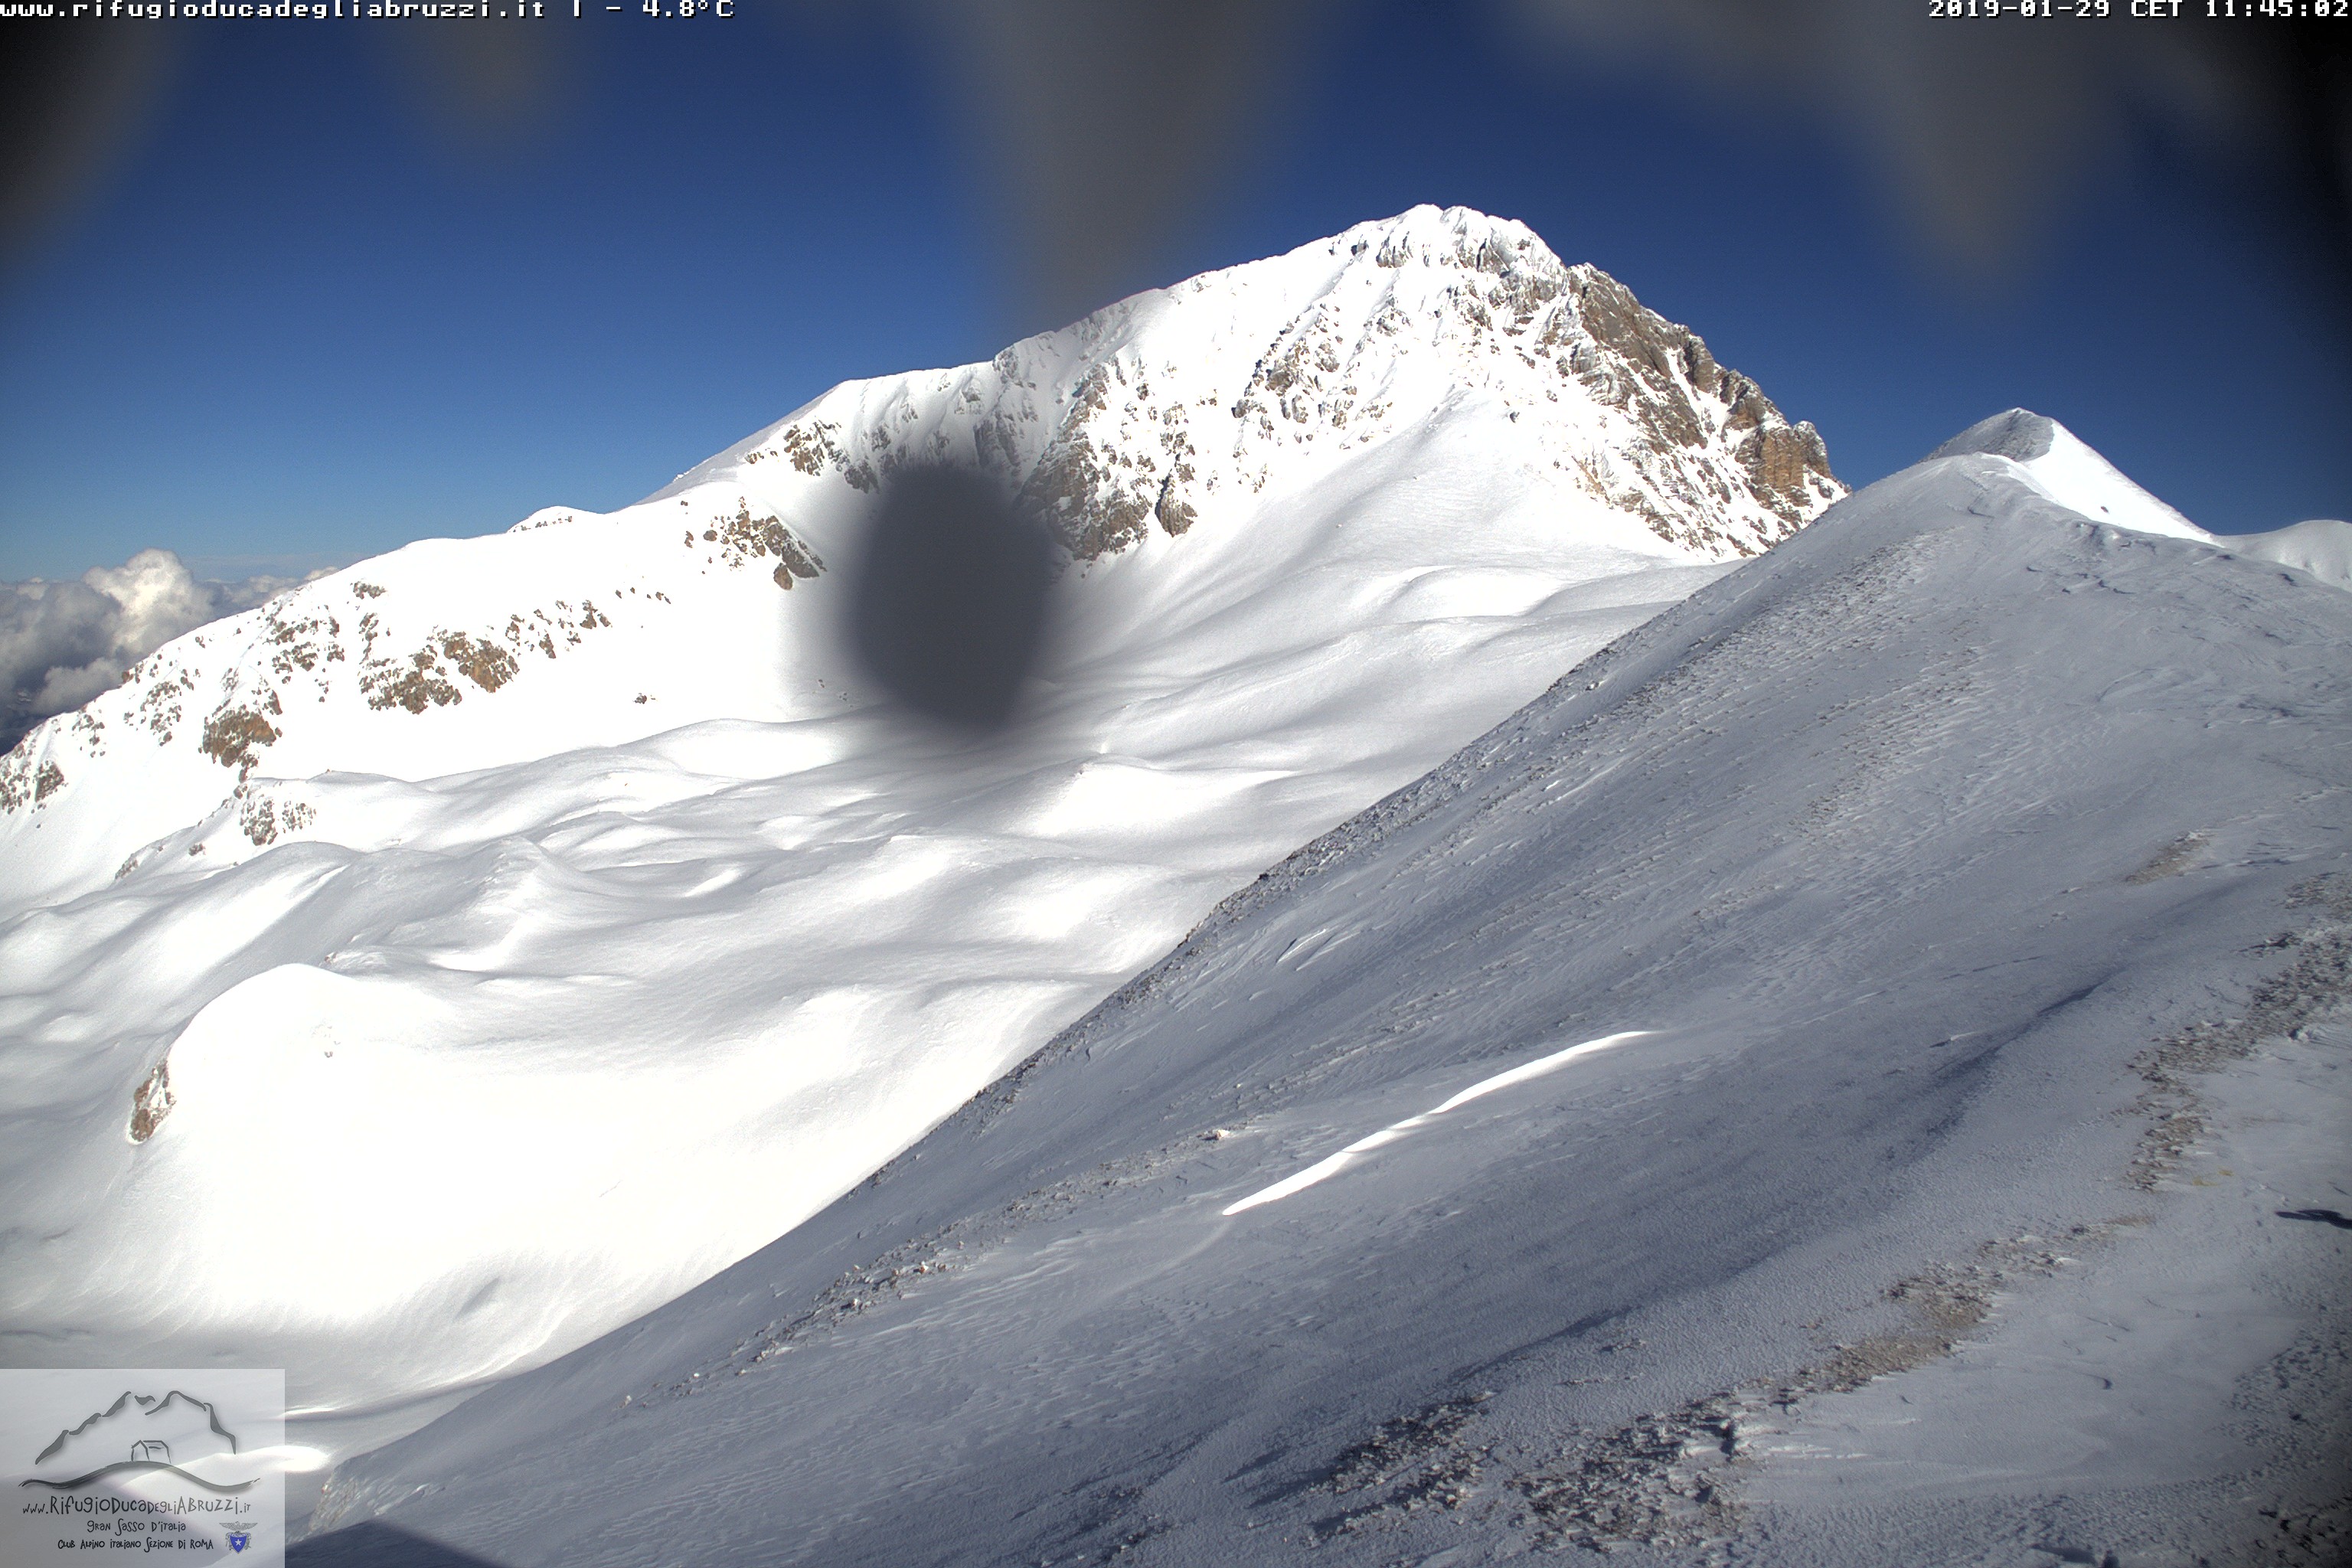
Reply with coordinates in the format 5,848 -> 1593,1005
1,549 -> 322,750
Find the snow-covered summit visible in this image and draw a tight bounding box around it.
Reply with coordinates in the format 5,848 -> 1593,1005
0,206 -> 1840,905
1929,407 -> 2207,540
1929,408 -> 2349,590
0,211 -> 1838,1460
665,205 -> 1842,561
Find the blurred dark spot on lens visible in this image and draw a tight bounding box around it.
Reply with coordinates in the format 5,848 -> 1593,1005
848,466 -> 1054,733
1,27 -> 173,268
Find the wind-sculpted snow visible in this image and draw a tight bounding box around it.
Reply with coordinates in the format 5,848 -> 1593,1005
0,207 -> 1812,1465
301,447 -> 2351,1567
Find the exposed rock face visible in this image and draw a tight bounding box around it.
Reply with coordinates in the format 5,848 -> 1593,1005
700,206 -> 1843,567
1929,407 -> 2058,463
127,1059 -> 172,1143
1556,267 -> 1838,541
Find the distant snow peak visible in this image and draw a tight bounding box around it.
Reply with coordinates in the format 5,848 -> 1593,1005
1929,409 -> 2347,593
1928,407 -> 2061,464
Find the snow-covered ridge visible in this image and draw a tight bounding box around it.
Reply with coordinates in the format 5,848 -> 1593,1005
2227,516 -> 2352,588
1930,407 -> 2207,539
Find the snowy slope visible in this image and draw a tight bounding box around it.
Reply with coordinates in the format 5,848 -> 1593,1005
0,210 -> 1841,1458
299,439 -> 2351,1568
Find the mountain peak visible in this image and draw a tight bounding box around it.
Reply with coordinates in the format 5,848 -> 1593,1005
0,215 -> 1844,1439
2,211 -> 1848,897
1927,406 -> 2060,463
665,205 -> 1842,566
1928,407 -> 2206,541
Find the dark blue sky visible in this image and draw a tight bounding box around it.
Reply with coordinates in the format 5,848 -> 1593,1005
3,1 -> 2345,582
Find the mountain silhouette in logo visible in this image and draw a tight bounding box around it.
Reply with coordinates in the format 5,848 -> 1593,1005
22,1390 -> 253,1494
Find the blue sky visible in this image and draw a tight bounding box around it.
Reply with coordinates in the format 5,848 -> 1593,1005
2,1 -> 2345,583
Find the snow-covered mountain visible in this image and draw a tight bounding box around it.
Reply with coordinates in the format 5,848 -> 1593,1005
1934,406 -> 2352,587
0,209 -> 1842,1459
297,426 -> 2352,1568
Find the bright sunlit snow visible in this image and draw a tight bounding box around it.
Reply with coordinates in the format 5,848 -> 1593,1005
1221,1029 -> 1651,1214
1932,409 -> 2350,593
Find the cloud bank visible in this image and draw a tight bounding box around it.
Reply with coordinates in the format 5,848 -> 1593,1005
2,550 -> 319,751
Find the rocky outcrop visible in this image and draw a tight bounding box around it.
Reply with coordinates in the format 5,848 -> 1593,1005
714,206 -> 1844,567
